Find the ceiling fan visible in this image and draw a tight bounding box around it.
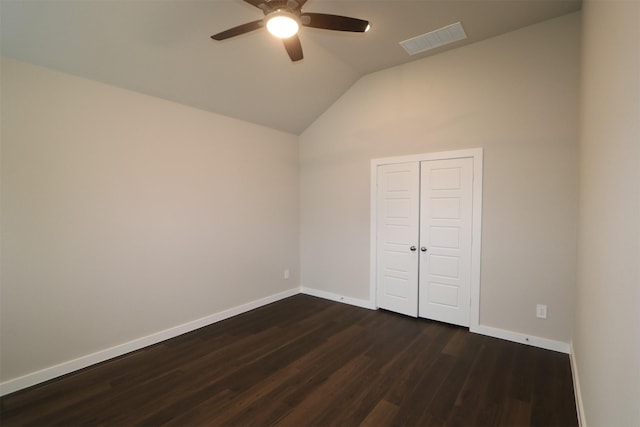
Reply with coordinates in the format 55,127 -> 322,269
211,0 -> 371,62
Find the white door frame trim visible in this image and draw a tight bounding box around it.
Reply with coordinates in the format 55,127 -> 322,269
370,148 -> 483,330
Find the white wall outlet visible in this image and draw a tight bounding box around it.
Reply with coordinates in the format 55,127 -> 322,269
284,269 -> 290,280
536,304 -> 548,319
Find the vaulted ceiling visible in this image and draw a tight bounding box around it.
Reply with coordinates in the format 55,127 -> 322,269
1,0 -> 581,134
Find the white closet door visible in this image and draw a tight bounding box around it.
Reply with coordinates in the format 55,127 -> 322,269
419,158 -> 473,326
376,162 -> 420,317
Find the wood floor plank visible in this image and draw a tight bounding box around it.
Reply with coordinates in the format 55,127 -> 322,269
359,400 -> 399,427
313,314 -> 426,426
275,354 -> 376,427
210,323 -> 369,426
0,295 -> 577,427
498,397 -> 533,426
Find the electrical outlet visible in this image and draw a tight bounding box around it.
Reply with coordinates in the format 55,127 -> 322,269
536,304 -> 547,319
284,269 -> 290,280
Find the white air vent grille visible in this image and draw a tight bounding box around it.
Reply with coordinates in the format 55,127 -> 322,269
400,22 -> 467,55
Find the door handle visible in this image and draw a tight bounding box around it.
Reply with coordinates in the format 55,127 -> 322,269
421,247 -> 427,252
410,246 -> 417,251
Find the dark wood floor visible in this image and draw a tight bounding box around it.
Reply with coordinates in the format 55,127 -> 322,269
1,295 -> 577,426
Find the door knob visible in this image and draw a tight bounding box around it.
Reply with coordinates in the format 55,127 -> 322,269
421,247 -> 427,252
410,246 -> 417,251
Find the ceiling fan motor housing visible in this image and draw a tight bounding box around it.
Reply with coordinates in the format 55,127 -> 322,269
259,0 -> 303,15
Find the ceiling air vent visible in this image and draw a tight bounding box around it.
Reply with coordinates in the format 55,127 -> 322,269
399,22 -> 467,55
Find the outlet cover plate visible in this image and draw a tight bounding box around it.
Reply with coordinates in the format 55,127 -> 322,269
536,304 -> 547,319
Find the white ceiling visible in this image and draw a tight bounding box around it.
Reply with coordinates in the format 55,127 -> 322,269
1,0 -> 581,134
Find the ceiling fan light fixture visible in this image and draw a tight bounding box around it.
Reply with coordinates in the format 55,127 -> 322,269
211,0 -> 371,62
266,11 -> 300,39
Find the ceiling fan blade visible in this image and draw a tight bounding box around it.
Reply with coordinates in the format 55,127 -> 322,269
242,0 -> 265,9
283,35 -> 303,62
290,0 -> 308,9
301,13 -> 369,32
211,20 -> 263,41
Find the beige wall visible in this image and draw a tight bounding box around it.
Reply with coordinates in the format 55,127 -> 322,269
575,1 -> 640,425
299,13 -> 580,343
0,58 -> 299,382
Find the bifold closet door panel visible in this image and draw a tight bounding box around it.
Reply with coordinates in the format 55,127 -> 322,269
418,158 -> 473,327
375,162 -> 420,317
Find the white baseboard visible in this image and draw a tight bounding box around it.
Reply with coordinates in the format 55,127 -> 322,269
300,287 -> 569,355
0,287 -> 574,397
471,324 -> 570,354
300,286 -> 376,310
570,342 -> 587,427
0,287 -> 299,396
